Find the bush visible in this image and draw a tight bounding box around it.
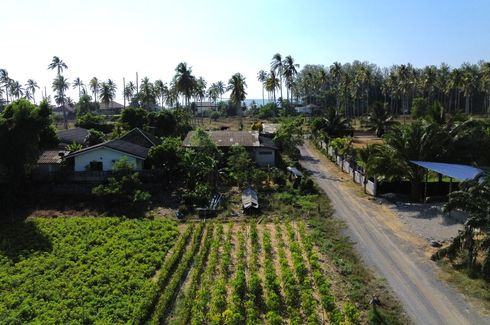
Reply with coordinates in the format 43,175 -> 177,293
182,183 -> 211,208
92,158 -> 151,213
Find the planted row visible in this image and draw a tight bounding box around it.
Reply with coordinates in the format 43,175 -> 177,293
262,227 -> 283,324
149,223 -> 204,324
246,221 -> 263,324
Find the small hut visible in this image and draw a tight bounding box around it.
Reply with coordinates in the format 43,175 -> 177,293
242,187 -> 259,211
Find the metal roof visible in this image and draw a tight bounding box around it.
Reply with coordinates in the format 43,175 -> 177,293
65,139 -> 149,159
287,166 -> 303,177
410,161 -> 483,181
57,127 -> 89,144
242,187 -> 258,209
183,131 -> 261,147
37,150 -> 68,164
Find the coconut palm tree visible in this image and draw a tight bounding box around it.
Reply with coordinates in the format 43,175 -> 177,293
154,80 -> 168,109
480,61 -> 490,114
48,56 -> 68,76
257,70 -> 267,105
265,70 -> 279,103
98,81 -> 115,108
9,80 -> 24,99
174,62 -> 196,106
227,73 -> 247,116
271,53 -> 283,100
282,55 -> 299,103
25,79 -> 39,103
321,107 -> 351,138
52,75 -> 70,129
124,81 -> 136,105
73,77 -> 84,101
215,81 -> 225,102
89,77 -> 99,103
461,65 -> 479,114
0,69 -> 10,103
364,102 -> 398,137
139,77 -> 157,110
382,120 -> 450,201
330,62 -> 343,111
107,79 -> 117,95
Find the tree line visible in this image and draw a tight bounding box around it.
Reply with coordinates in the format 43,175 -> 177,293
294,60 -> 490,117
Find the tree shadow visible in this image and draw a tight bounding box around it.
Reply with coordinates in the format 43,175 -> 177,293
0,220 -> 52,263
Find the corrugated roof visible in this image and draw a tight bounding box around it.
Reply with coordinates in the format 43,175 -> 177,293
261,123 -> 280,135
37,150 -> 68,164
119,128 -> 161,148
242,187 -> 258,209
183,131 -> 262,147
65,139 -> 148,159
57,127 -> 89,144
410,161 -> 483,181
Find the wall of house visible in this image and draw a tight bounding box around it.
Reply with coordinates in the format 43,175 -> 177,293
73,147 -> 143,171
253,148 -> 275,166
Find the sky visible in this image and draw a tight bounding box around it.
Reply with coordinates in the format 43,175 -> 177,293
1,0 -> 490,102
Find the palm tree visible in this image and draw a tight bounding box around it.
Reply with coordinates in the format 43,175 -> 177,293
265,70 -> 279,103
154,80 -> 168,109
89,77 -> 99,103
257,70 -> 267,105
98,81 -> 115,108
25,79 -> 39,103
216,81 -> 225,102
382,120 -> 450,201
480,61 -> 490,114
461,65 -> 479,114
364,102 -> 398,137
139,77 -> 156,110
0,69 -> 10,103
124,81 -> 136,105
282,55 -> 299,103
227,73 -> 247,116
107,79 -> 117,95
174,62 -> 196,106
73,77 -> 84,101
271,53 -> 283,100
320,107 -> 351,138
52,75 -> 70,129
9,80 -> 24,99
48,56 -> 68,76
330,62 -> 343,111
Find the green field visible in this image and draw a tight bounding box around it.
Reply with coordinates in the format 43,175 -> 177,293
0,217 -> 178,323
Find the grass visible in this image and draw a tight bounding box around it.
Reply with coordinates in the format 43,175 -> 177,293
438,260 -> 490,314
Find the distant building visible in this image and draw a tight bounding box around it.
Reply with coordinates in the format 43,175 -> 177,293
261,123 -> 280,137
99,101 -> 124,115
182,130 -> 277,166
53,104 -> 76,120
57,127 -> 90,147
32,150 -> 68,180
194,101 -> 218,114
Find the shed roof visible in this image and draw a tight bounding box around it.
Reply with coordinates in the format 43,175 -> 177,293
183,130 -> 261,147
37,150 -> 68,164
261,123 -> 280,135
57,127 -> 89,145
242,187 -> 259,209
65,139 -> 149,159
410,161 -> 483,181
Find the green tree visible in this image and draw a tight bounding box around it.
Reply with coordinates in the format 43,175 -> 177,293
147,111 -> 177,137
75,94 -> 99,116
89,77 -> 99,103
9,80 -> 24,99
120,107 -> 148,130
148,137 -> 182,175
282,55 -> 299,103
99,81 -> 116,107
273,118 -> 304,159
228,73 -> 247,116
174,62 -> 196,106
433,172 -> 490,278
86,129 -> 105,146
227,145 -> 253,186
25,79 -> 39,104
365,102 -> 398,137
271,53 -> 283,100
92,158 -> 151,213
138,77 -> 157,110
73,77 -> 85,101
52,75 -> 70,129
257,70 -> 268,106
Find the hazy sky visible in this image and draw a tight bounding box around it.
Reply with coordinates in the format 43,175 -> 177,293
1,0 -> 490,102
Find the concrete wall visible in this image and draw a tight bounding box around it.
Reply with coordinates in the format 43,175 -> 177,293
253,148 -> 276,166
73,147 -> 143,171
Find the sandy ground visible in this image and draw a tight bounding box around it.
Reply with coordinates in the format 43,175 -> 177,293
388,202 -> 466,243
300,143 -> 489,325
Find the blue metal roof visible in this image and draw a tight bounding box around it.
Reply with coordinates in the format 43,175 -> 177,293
410,161 -> 483,181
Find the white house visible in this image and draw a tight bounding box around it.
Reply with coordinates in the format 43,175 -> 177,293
65,128 -> 160,172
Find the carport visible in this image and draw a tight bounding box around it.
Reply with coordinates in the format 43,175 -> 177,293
410,160 -> 483,198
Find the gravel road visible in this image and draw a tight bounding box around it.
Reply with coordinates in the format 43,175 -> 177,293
299,143 -> 489,325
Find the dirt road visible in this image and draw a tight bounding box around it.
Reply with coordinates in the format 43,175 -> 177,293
299,143 -> 489,325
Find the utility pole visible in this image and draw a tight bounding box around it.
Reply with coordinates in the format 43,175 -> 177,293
136,72 -> 139,94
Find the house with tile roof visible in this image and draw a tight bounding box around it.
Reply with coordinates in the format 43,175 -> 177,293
64,128 -> 160,172
182,130 -> 277,166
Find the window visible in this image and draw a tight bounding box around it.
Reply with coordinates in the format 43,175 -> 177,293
258,151 -> 272,155
88,161 -> 103,171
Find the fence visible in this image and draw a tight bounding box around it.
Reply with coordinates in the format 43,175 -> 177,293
313,139 -> 377,196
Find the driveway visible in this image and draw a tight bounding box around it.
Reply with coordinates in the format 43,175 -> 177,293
299,143 -> 489,325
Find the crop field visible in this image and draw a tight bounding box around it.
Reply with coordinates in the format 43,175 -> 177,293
148,220 -> 360,325
0,217 -> 179,324
0,217 -> 380,324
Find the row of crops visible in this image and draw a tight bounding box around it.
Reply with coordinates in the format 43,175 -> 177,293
0,217 -> 361,324
147,220 -> 361,324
